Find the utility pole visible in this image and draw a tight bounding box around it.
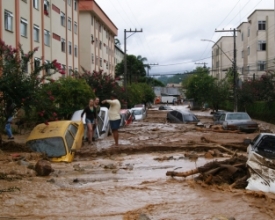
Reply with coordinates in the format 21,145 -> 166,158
195,62 -> 207,69
146,63 -> 158,77
124,28 -> 143,90
215,28 -> 240,112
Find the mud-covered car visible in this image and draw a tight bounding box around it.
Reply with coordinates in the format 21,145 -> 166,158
131,107 -> 146,120
159,105 -> 173,110
215,112 -> 258,133
120,109 -> 134,127
246,133 -> 275,193
26,121 -> 84,163
212,110 -> 227,121
166,110 -> 199,123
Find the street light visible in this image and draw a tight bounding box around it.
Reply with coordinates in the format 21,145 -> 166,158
201,39 -> 237,112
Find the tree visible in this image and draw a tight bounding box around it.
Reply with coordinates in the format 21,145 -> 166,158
127,83 -> 155,107
0,40 -> 65,124
115,38 -> 121,47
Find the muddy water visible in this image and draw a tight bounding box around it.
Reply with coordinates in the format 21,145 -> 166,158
1,105 -> 275,219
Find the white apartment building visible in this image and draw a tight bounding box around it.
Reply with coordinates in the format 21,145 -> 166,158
237,10 -> 275,80
211,36 -> 234,80
0,0 -> 79,79
79,0 -> 117,77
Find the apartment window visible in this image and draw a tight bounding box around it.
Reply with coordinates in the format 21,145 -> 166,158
241,50 -> 244,58
61,38 -> 66,52
99,41 -> 102,49
74,22 -> 77,34
44,0 -> 50,16
68,0 -> 71,6
100,58 -> 102,67
74,45 -> 77,57
91,34 -> 94,43
247,46 -> 250,55
74,0 -> 77,10
91,53 -> 94,63
68,42 -> 72,54
4,11 -> 13,31
20,18 -> 28,37
241,33 -> 244,41
258,41 -> 266,51
68,18 -> 71,30
216,61 -> 219,68
258,61 -> 266,71
258,21 -> 266,30
33,25 -> 40,42
45,60 -> 51,74
106,62 -> 108,69
34,58 -> 40,70
61,12 -> 65,26
91,16 -> 93,25
248,28 -> 250,37
44,30 -> 50,46
33,0 -> 39,9
95,38 -> 98,46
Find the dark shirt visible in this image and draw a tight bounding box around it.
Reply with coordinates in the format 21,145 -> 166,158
94,105 -> 100,115
81,106 -> 97,121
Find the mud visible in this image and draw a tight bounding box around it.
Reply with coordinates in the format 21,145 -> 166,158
0,105 -> 275,219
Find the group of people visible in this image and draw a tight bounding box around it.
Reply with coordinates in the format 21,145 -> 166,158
81,93 -> 121,146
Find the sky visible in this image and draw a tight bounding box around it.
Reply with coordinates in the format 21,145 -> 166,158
95,0 -> 274,76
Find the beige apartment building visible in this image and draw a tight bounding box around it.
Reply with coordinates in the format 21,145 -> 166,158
237,10 -> 275,80
79,0 -> 118,77
211,36 -> 234,80
0,0 -> 79,79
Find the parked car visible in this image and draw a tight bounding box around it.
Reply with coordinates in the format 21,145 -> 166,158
26,121 -> 84,163
215,112 -> 258,133
131,107 -> 146,120
120,109 -> 134,127
71,107 -> 111,139
167,110 -> 199,124
212,110 -> 227,121
159,105 -> 173,110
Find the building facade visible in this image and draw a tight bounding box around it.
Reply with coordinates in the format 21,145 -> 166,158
79,0 -> 118,77
0,0 -> 79,79
211,36 -> 234,80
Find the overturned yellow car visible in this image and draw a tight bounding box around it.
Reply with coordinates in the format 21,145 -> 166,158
26,121 -> 84,163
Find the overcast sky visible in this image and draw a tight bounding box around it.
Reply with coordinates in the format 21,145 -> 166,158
96,0 -> 274,76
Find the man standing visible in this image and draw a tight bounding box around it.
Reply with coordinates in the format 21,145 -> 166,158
102,93 -> 121,146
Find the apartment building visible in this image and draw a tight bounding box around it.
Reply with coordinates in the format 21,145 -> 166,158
211,36 -> 234,80
0,0 -> 79,79
79,0 -> 118,77
244,10 -> 275,79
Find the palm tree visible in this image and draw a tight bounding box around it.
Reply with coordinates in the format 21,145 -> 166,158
137,55 -> 150,76
115,38 -> 121,47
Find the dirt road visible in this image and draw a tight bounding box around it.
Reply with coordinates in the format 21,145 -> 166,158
1,105 -> 275,220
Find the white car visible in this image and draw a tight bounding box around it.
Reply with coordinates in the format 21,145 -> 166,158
131,107 -> 146,120
71,107 -> 111,139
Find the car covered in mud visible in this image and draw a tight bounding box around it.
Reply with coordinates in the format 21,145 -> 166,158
215,112 -> 258,133
120,109 -> 134,127
131,107 -> 146,120
26,121 -> 84,163
246,133 -> 275,193
159,105 -> 173,111
166,110 -> 199,124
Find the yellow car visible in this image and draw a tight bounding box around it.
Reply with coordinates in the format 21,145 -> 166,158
26,121 -> 84,162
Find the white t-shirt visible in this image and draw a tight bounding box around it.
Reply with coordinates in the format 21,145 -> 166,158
106,99 -> 121,120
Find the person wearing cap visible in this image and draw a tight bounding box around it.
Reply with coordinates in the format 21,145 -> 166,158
102,93 -> 121,146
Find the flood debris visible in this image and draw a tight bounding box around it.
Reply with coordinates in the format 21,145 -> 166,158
166,155 -> 249,189
35,159 -> 54,176
0,186 -> 20,193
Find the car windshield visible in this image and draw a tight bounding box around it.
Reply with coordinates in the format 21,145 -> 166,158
227,113 -> 250,120
184,114 -> 197,122
26,137 -> 66,157
133,110 -> 142,115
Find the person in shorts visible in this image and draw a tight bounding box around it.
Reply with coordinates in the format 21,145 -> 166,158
102,93 -> 121,146
81,99 -> 97,144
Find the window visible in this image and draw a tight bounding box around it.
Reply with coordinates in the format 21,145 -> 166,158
241,33 -> 243,41
99,41 -> 102,49
241,50 -> 244,58
22,0 -> 27,3
74,0 -> 77,10
33,0 -> 39,9
216,61 -> 219,68
61,12 -> 65,26
33,25 -> 39,42
68,18 -> 71,30
247,65 -> 250,73
4,11 -> 13,31
91,16 -> 93,25
61,38 -> 65,52
74,45 -> 77,57
258,61 -> 266,71
74,22 -> 77,34
68,0 -> 71,6
100,58 -> 102,67
247,46 -> 250,55
258,21 -> 266,30
91,34 -> 94,43
91,53 -> 94,63
106,62 -> 108,69
20,18 -> 28,37
44,30 -> 50,46
248,28 -> 250,37
258,41 -> 266,51
34,58 -> 40,70
68,42 -> 72,54
45,60 -> 51,74
44,0 -> 50,16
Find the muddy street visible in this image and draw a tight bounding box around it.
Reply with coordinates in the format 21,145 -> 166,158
1,105 -> 275,220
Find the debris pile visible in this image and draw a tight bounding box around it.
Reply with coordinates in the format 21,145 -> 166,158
166,155 -> 249,189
